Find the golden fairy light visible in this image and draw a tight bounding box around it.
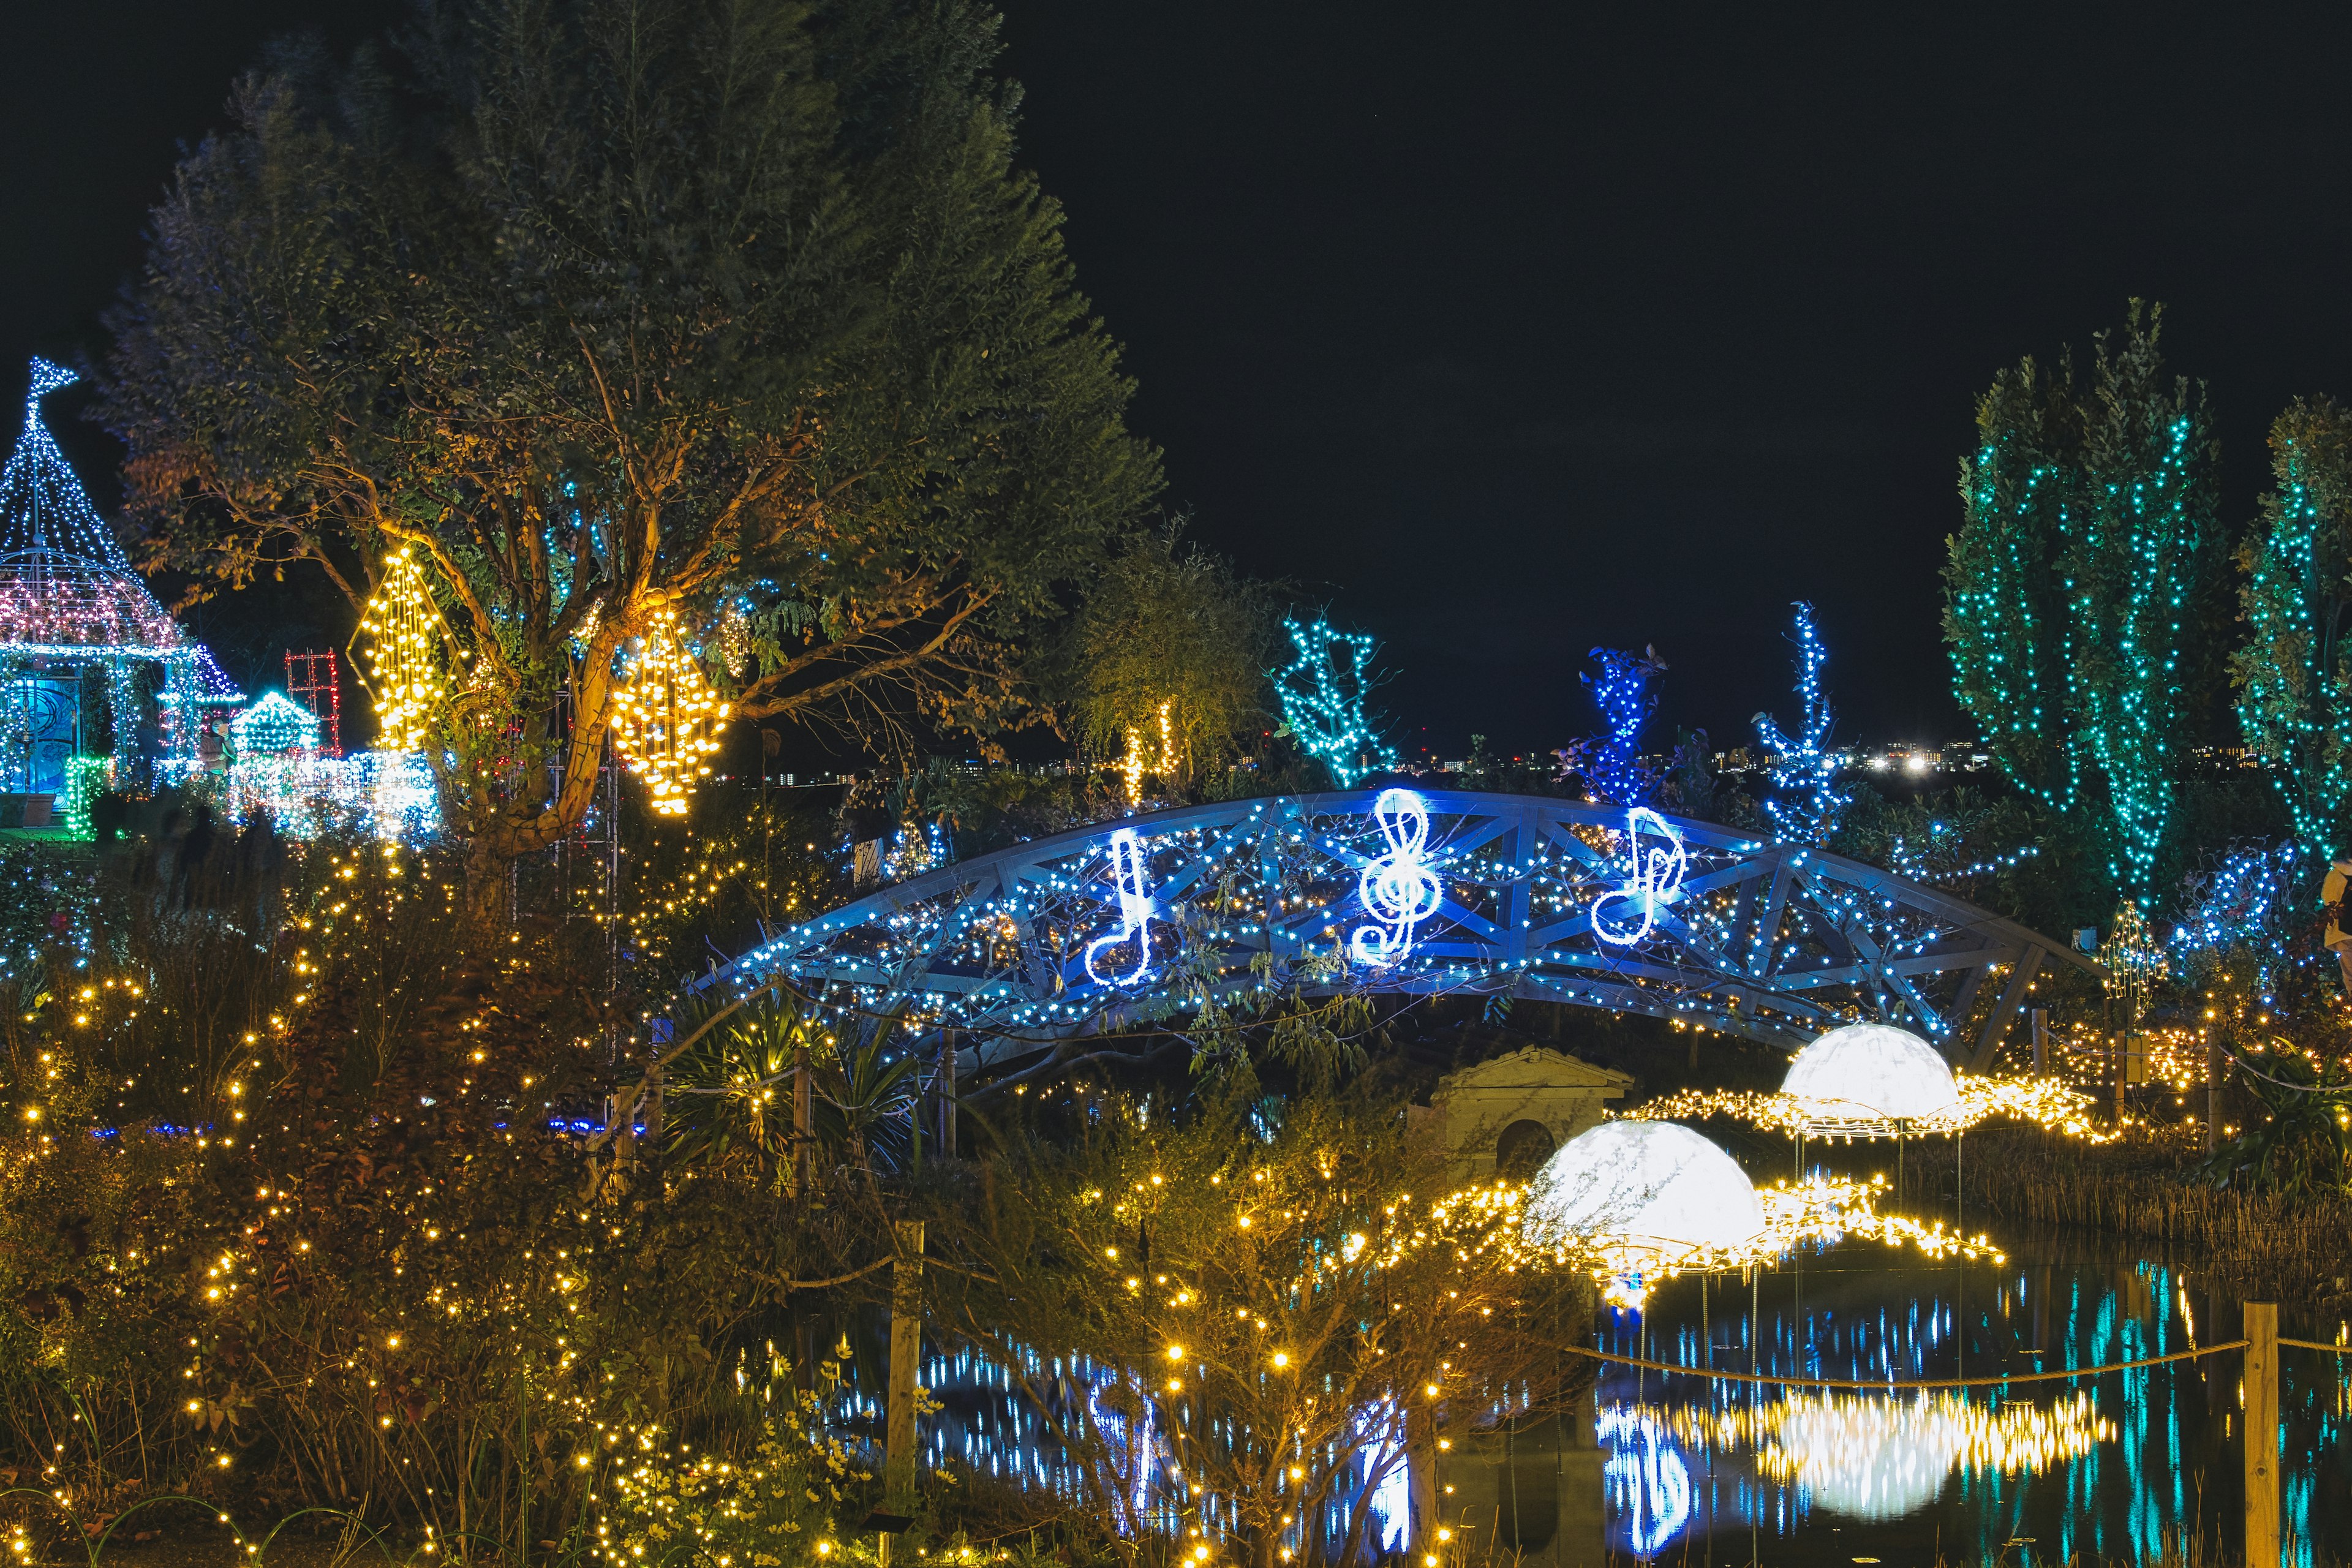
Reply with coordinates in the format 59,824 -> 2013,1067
1119,701 -> 1175,803
1622,1073 -> 2115,1144
609,607 -> 729,816
357,547 -> 447,752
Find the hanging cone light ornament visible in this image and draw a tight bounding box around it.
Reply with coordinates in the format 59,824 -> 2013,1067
611,607 -> 729,815
358,548 -> 447,753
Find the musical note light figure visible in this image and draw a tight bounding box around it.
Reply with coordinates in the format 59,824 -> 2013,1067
1351,788 -> 1444,967
1593,805 -> 1688,947
1083,827 -> 1156,986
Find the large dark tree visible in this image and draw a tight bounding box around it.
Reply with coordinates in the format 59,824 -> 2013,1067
103,0 -> 1159,922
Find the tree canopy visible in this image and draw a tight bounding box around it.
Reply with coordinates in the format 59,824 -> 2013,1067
103,0 -> 1159,915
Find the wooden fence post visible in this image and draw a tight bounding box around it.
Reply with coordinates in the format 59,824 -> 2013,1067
886,1220 -> 926,1513
793,1041 -> 813,1200
2245,1301 -> 2279,1568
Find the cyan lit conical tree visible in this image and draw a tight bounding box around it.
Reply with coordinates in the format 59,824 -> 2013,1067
2234,399 -> 2352,859
1945,304 -> 2220,898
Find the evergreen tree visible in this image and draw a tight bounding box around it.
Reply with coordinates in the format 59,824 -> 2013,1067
2234,399 -> 2352,858
1944,304 -> 2220,897
2071,306 -> 2220,892
1946,351 -> 2084,813
103,0 -> 1158,923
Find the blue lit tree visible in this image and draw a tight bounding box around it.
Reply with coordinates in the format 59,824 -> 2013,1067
1579,645 -> 1666,806
2234,399 -> 2352,861
1752,601 -> 1849,845
1275,616 -> 1395,787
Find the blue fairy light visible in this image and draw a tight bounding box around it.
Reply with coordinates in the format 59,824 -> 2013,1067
1753,601 -> 1849,846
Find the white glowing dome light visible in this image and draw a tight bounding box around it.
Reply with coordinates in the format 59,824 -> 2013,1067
1782,1022 -> 1961,1125
1527,1121 -> 1764,1255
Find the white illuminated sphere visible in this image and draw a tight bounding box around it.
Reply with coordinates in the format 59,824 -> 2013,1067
1781,1022 -> 1959,1122
1526,1121 -> 1763,1253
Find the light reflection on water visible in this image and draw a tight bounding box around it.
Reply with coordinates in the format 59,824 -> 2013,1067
1572,1235 -> 2352,1564
884,1235 -> 2351,1564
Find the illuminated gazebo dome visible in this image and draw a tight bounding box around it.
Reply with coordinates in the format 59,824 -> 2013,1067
1782,1022 -> 1960,1129
1527,1120 -> 1765,1256
0,358 -> 240,799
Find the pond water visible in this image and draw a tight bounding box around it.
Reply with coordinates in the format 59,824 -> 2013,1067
889,1224 -> 2351,1566
1532,1231 -> 2352,1566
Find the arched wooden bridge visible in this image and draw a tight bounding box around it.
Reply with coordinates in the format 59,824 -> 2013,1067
695,790 -> 2094,1071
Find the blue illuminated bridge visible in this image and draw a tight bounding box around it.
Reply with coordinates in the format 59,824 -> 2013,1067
696,789 -> 2096,1072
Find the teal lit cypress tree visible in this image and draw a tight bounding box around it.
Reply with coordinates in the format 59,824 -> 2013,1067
1946,352 -> 2084,813
2071,307 -> 2219,894
1944,304 -> 2219,899
2234,399 -> 2352,859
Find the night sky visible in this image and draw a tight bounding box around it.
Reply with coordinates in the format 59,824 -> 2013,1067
10,4 -> 2352,758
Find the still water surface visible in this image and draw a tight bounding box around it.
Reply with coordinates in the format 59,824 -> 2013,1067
911,1229 -> 2352,1565
1487,1231 -> 2352,1564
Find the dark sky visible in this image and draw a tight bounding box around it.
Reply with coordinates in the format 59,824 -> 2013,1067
10,4 -> 2352,758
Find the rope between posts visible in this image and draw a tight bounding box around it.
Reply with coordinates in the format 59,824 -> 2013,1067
2281,1338 -> 2352,1354
1562,1340 -> 2247,1390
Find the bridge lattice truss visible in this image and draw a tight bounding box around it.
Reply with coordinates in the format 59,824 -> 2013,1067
703,790 -> 2092,1069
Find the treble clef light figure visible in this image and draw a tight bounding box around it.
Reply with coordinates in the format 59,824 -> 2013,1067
1083,827 -> 1155,986
1593,805 -> 1688,948
1351,788 -> 1444,967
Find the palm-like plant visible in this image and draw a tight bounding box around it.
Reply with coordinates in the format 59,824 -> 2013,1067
2201,1041 -> 2352,1196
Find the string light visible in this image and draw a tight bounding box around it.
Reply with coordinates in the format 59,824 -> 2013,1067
1350,788 -> 1440,967
230,691 -> 322,756
1273,618 -> 1395,787
1579,646 -> 1666,806
2169,840 -> 2302,959
227,750 -> 440,840
608,608 -> 728,816
1624,1072 -> 2116,1144
1947,315 -> 2215,894
1752,601 -> 1849,846
1593,806 -> 1686,947
358,548 -> 447,753
2237,411 -> 2352,858
0,358 -> 236,780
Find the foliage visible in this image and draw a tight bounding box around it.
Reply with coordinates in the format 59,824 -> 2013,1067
1752,601 -> 1849,846
2234,398 -> 2352,860
0,836 -> 921,1558
598,1390 -> 870,1568
1272,617 -> 1395,788
1575,646 -> 1665,806
102,0 -> 1159,916
624,783 -> 842,986
1946,302 -> 2223,897
893,761 -> 1128,861
930,1085 -> 1593,1568
1057,527 -> 1281,788
2198,1039 -> 2352,1197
